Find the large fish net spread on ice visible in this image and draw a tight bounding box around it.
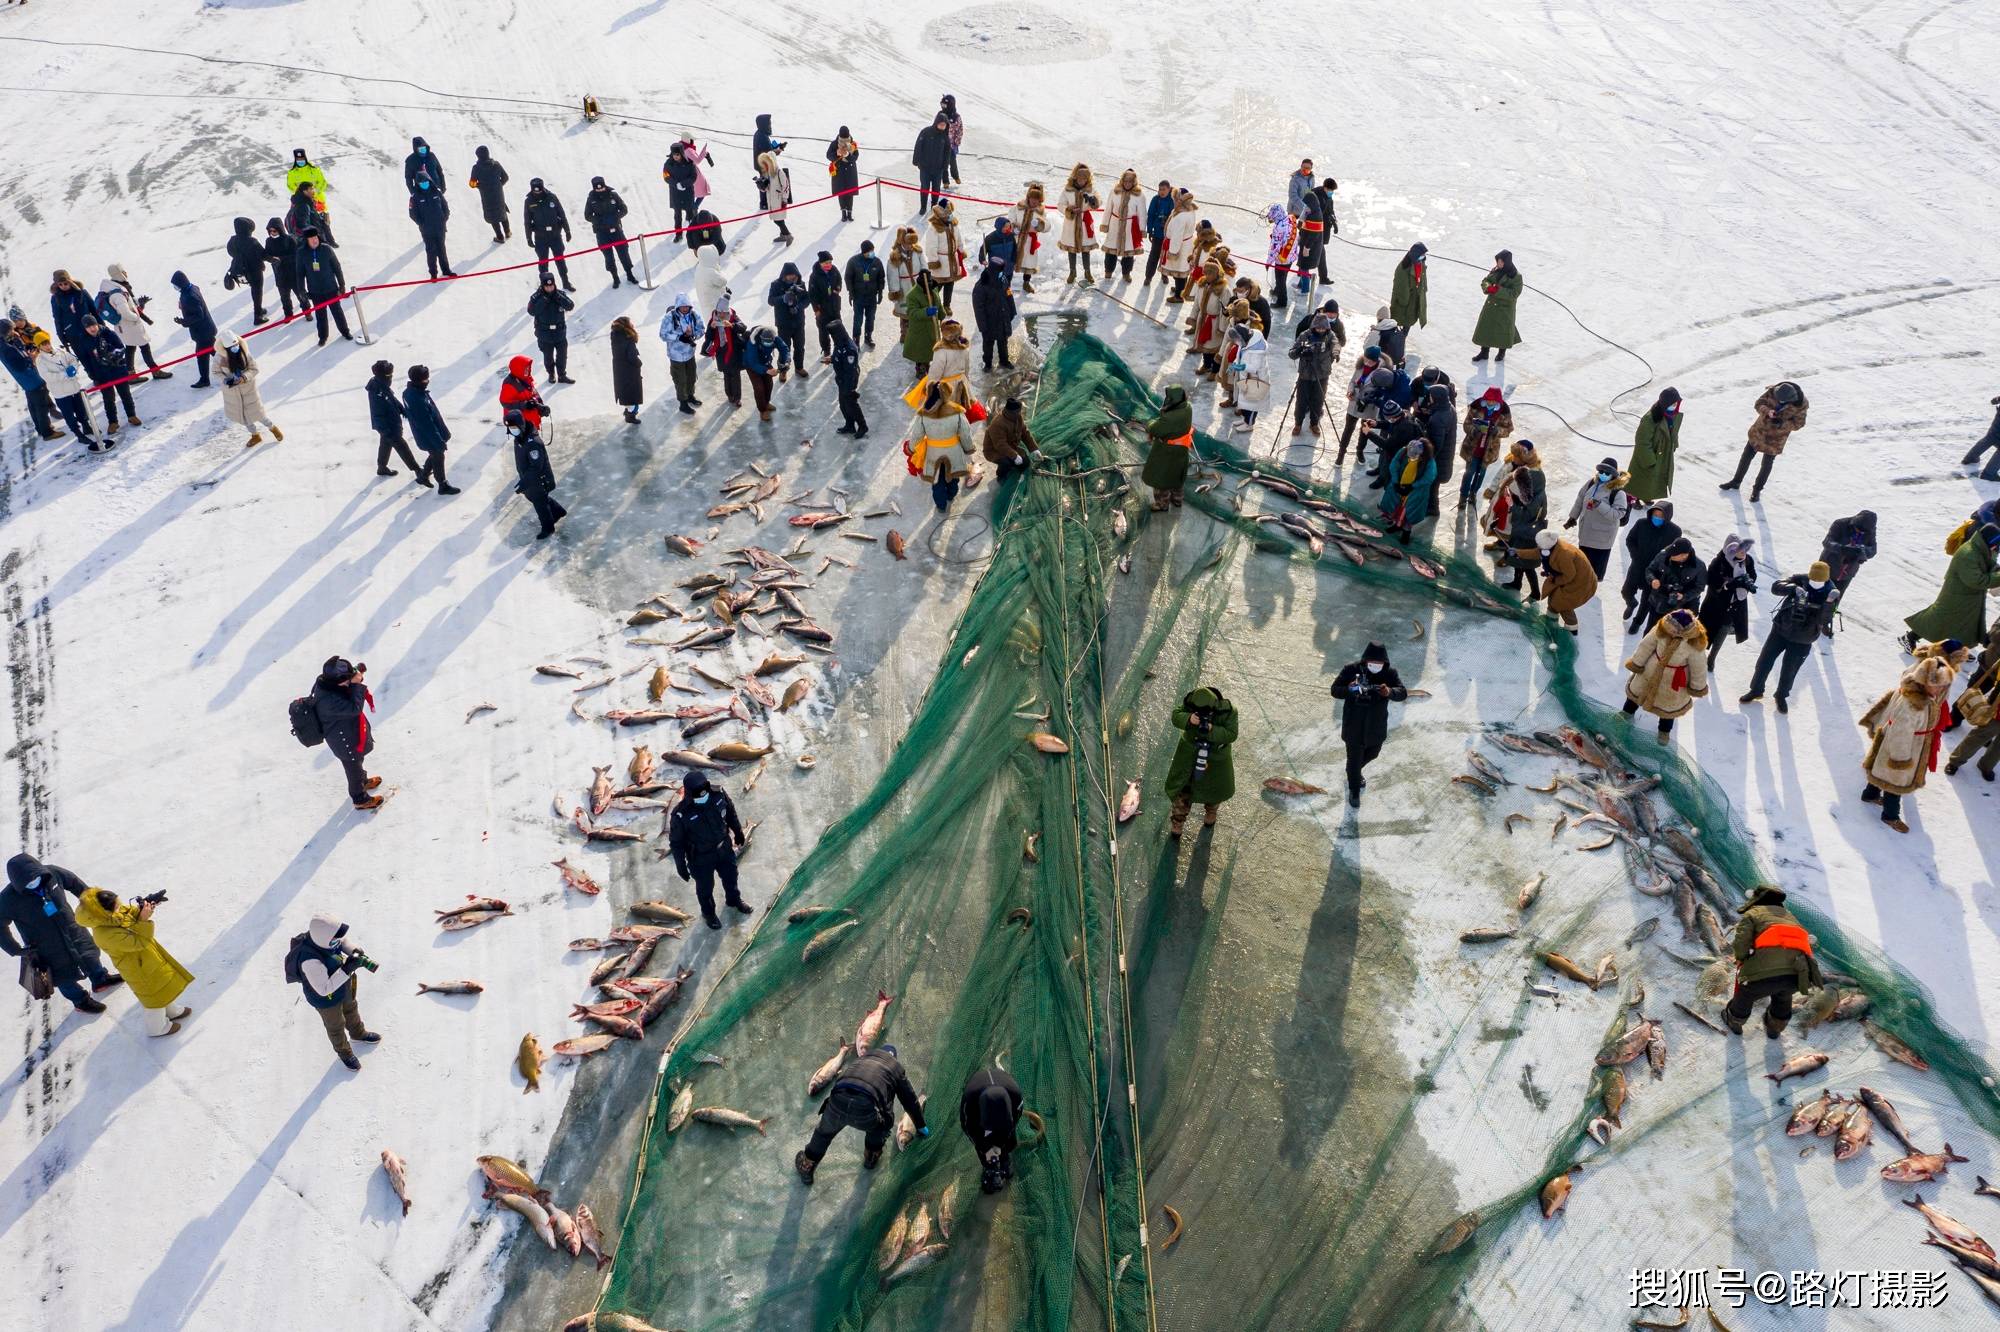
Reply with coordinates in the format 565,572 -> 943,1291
582,335 -> 2000,1331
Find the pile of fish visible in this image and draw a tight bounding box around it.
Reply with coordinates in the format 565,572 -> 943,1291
477,1154 -> 614,1269
1780,1083 -> 1964,1174
877,1178 -> 959,1288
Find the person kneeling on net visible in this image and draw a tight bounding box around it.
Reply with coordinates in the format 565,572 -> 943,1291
960,1064 -> 1024,1193
1165,686 -> 1238,837
1724,885 -> 1821,1038
795,1044 -> 926,1184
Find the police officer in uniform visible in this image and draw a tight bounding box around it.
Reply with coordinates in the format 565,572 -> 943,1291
666,771 -> 750,928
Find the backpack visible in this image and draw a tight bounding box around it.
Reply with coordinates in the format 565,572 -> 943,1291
288,692 -> 325,747
282,931 -> 314,986
94,290 -> 121,326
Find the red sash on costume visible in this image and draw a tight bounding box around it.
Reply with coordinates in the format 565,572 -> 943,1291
1082,211 -> 1096,238
1129,215 -> 1142,248
1670,664 -> 1689,692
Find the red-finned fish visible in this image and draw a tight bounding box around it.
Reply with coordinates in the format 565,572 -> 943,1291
856,990 -> 894,1056
553,858 -> 602,896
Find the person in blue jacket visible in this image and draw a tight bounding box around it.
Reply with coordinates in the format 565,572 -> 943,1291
49,270 -> 95,352
169,270 -> 218,386
979,217 -> 1018,290
3,314 -> 61,439
1378,437 -> 1438,545
743,324 -> 791,423
1143,180 -> 1175,285
657,293 -> 705,414
844,240 -> 885,348
402,364 -> 458,494
409,180 -> 455,279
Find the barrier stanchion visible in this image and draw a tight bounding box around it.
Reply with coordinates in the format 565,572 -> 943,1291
639,233 -> 653,290
874,178 -> 884,230
349,290 -> 373,345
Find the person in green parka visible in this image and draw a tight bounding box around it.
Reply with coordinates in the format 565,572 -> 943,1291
75,888 -> 193,1037
1142,384 -> 1195,510
901,271 -> 941,381
1626,387 -> 1684,502
1165,685 -> 1238,837
1390,242 -> 1428,331
1471,250 -> 1522,362
1902,523 -> 2000,650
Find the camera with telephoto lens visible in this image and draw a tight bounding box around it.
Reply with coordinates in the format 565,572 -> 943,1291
1191,706 -> 1216,731
133,890 -> 168,906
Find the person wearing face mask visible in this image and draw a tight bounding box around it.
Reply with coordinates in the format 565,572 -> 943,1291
408,177 -> 455,280
1458,386 -> 1513,510
1620,500 -> 1681,618
1564,457 -> 1635,578
1622,608 -> 1709,739
1697,535 -> 1758,670
1720,381 -> 1809,501
583,177 -> 641,288
666,771 -> 750,929
1858,655 -> 1955,833
526,273 -> 575,382
1627,388 -> 1683,502
521,178 -> 576,292
1331,644 -> 1407,807
1470,251 -> 1522,363
1634,536 -> 1703,634
506,408 -> 566,540
403,136 -> 446,195
1739,561 -> 1839,713
1165,686 -> 1239,836
1391,243 -> 1428,334
1535,529 -> 1599,634
0,853 -> 123,1015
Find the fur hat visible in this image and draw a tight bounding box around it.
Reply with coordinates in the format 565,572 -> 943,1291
1536,530 -> 1560,552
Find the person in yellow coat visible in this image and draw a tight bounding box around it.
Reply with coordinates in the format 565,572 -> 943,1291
75,888 -> 192,1036
905,381 -> 977,514
1621,607 -> 1709,739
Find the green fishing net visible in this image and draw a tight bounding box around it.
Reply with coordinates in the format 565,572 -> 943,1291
592,333 -> 2000,1332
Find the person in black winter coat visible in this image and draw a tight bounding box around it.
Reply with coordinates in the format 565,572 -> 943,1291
470,145 -> 511,242
1964,395 -> 2000,480
959,1065 -> 1025,1193
1741,563 -> 1841,712
702,310 -> 748,408
795,1043 -> 926,1184
310,656 -> 382,809
1363,400 -> 1422,489
766,262 -> 811,378
1620,500 -> 1680,614
1288,312 -> 1339,438
685,209 -> 725,257
285,182 -> 334,248
366,359 -> 423,478
583,177 -> 641,287
971,259 -> 1017,370
829,322 -> 866,437
297,232 -> 352,344
666,771 -> 749,926
49,270 -> 96,352
1635,536 -> 1703,633
1696,535 -> 1757,668
225,217 -> 270,324
1332,641 -> 1407,806
806,251 -> 843,359
402,364 -> 458,493
404,136 -> 446,194
522,178 -> 575,291
752,113 -> 777,168
264,219 -> 306,319
662,142 -> 700,237
609,317 -> 644,424
526,273 -> 575,381
1415,383 -> 1457,487
913,114 -> 954,214
826,127 -> 861,220
75,314 -> 138,431
1819,510 -> 1877,598
408,180 -> 455,279
0,853 -> 120,1011
844,240 -> 885,347
507,409 -> 566,538
169,270 -> 218,385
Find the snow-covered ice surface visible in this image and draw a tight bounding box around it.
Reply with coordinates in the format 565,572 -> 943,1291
1,0 -> 1997,1328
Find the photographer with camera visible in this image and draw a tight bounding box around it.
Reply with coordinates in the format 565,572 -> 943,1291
1332,642 -> 1409,808
302,656 -> 384,811
1165,686 -> 1240,839
288,913 -> 381,1070
76,887 -> 193,1037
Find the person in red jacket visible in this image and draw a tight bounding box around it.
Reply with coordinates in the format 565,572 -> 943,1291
498,355 -> 547,432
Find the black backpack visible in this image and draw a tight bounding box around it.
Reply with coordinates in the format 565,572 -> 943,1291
282,931 -> 314,986
288,691 -> 325,747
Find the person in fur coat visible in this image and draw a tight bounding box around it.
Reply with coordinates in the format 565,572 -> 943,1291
1101,170 -> 1145,280
1159,191 -> 1200,301
1622,608 -> 1710,738
1009,183 -> 1050,293
1188,261 -> 1231,376
1457,387 -> 1513,510
886,226 -> 927,340
923,205 -> 965,312
755,147 -> 795,243
216,330 -> 280,446
1057,164 -> 1100,283
1859,655 -> 1953,832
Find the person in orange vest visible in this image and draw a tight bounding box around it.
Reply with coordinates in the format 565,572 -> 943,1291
1141,385 -> 1194,511
1723,886 -> 1823,1037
